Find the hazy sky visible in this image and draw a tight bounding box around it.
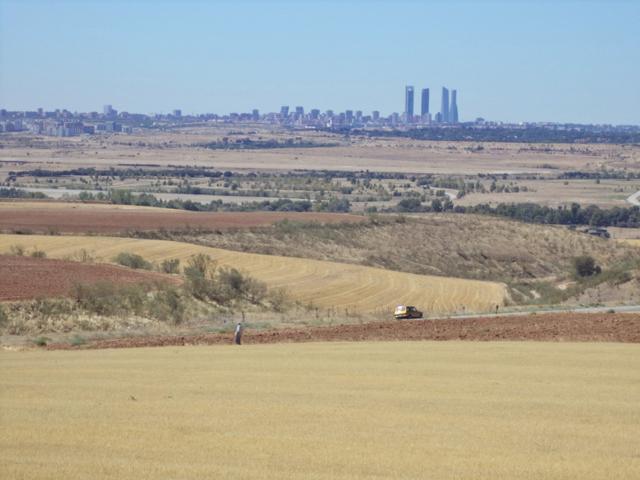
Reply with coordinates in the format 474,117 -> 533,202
1,0 -> 638,124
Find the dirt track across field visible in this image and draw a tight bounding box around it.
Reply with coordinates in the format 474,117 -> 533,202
0,255 -> 178,301
47,313 -> 640,349
0,201 -> 364,233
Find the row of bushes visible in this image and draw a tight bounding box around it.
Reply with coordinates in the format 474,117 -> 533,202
0,187 -> 47,199
387,199 -> 640,228
78,190 -> 325,212
467,202 -> 640,228
72,282 -> 185,323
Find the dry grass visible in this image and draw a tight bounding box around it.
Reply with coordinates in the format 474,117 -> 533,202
0,234 -> 507,315
622,239 -> 640,248
1,342 -> 639,479
186,214 -> 638,283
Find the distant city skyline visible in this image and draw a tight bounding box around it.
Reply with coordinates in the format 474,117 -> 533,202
0,1 -> 638,124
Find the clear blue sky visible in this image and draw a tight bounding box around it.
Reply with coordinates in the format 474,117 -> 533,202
1,0 -> 638,124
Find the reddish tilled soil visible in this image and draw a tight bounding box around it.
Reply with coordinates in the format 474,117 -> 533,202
0,255 -> 179,301
48,313 -> 640,350
0,203 -> 364,234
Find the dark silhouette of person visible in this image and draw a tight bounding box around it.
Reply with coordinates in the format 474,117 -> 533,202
234,323 -> 243,345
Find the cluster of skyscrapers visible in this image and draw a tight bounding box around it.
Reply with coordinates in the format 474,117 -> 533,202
405,85 -> 459,124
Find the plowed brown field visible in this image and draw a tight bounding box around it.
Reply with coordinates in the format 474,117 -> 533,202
47,313 -> 640,349
0,255 -> 178,301
0,201 -> 363,233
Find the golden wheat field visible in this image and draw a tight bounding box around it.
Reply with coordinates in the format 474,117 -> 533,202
1,342 -> 639,480
0,234 -> 506,314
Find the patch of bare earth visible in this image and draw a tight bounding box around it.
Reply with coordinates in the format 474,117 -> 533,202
47,313 -> 640,349
0,202 -> 364,234
0,255 -> 178,301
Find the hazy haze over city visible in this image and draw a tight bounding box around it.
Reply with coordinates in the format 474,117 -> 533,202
0,0 -> 638,124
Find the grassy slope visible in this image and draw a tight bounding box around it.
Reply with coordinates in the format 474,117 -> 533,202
1,342 -> 639,480
184,214 -> 639,281
0,234 -> 506,315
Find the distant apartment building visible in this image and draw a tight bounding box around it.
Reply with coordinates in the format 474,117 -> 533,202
172,109 -> 182,118
103,105 -> 116,117
345,110 -> 354,124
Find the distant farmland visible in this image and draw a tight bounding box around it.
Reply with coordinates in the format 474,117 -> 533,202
0,201 -> 364,234
0,234 -> 507,314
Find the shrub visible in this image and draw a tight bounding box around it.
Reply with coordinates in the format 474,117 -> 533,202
149,286 -> 186,324
70,335 -> 86,347
244,277 -> 268,304
33,336 -> 50,347
269,287 -> 291,312
9,244 -> 25,256
70,249 -> 96,263
160,258 -> 181,274
397,198 -> 423,212
72,282 -> 147,316
183,254 -> 266,305
114,252 -> 152,270
33,297 -> 72,317
30,248 -> 47,259
572,256 -> 601,278
0,305 -> 8,327
215,267 -> 267,304
184,254 -> 217,301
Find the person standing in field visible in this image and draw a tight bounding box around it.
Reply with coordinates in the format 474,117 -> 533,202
234,322 -> 243,345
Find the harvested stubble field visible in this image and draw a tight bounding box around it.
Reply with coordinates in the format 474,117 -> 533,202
0,255 -> 177,301
1,341 -> 639,479
47,312 -> 640,349
0,234 -> 507,314
0,201 -> 364,234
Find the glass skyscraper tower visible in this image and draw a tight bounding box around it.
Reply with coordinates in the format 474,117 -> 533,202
421,88 -> 430,117
450,89 -> 459,123
441,87 -> 450,123
405,86 -> 414,123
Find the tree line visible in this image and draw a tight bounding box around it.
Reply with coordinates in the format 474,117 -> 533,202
390,199 -> 640,227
